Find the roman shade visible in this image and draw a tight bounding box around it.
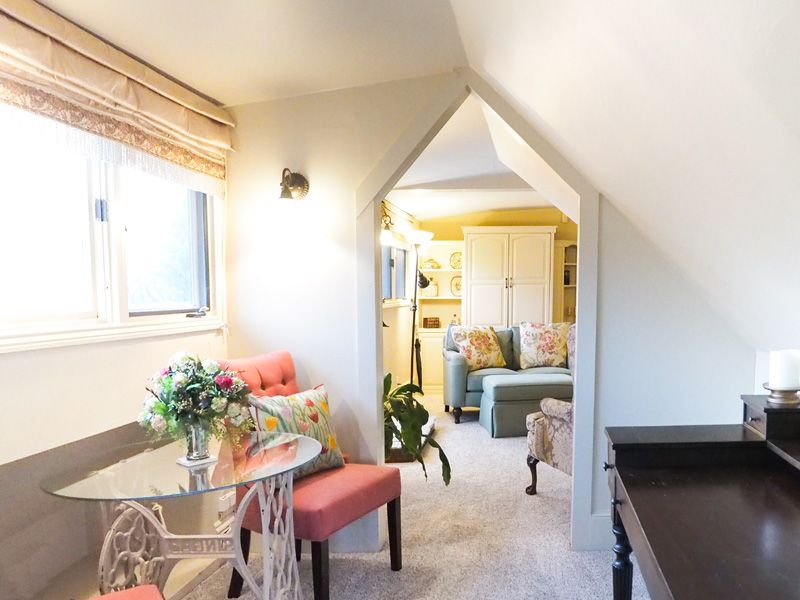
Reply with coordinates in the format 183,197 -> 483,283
0,0 -> 233,179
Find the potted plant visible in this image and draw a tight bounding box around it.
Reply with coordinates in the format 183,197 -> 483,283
138,351 -> 253,463
383,373 -> 451,485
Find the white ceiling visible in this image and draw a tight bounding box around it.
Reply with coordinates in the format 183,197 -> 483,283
40,0 -> 467,106
395,94 -> 525,189
451,0 -> 800,348
387,189 -> 550,220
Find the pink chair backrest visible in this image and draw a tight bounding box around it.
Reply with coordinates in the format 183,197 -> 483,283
220,350 -> 299,397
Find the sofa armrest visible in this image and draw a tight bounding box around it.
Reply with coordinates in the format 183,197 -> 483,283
443,349 -> 468,408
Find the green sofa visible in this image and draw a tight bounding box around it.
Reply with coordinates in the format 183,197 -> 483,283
442,324 -> 575,438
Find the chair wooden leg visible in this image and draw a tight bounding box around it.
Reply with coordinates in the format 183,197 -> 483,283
227,527 -> 251,598
388,497 -> 402,571
311,540 -> 330,600
526,455 -> 539,495
453,407 -> 462,424
444,404 -> 450,413
295,538 -> 302,561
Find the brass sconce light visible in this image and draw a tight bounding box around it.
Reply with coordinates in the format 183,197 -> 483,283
279,168 -> 309,200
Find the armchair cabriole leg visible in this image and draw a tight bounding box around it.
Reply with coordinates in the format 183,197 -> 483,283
388,497 -> 402,571
453,407 -> 462,424
295,538 -> 302,562
444,404 -> 450,413
227,527 -> 250,598
526,455 -> 539,495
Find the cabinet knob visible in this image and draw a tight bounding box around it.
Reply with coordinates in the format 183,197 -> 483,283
603,461 -> 615,471
747,416 -> 762,423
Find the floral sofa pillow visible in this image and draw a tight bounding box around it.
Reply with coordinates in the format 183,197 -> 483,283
519,322 -> 571,368
249,386 -> 344,478
451,325 -> 507,372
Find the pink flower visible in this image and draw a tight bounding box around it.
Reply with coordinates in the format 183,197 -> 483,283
160,368 -> 170,376
215,374 -> 234,390
298,421 -> 310,433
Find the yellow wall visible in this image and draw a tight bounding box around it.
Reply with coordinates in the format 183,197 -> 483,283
420,207 -> 577,240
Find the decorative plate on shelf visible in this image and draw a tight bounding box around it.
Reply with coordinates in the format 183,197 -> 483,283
449,251 -> 462,270
421,258 -> 441,270
450,276 -> 462,297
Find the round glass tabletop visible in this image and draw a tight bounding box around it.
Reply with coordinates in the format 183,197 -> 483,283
41,431 -> 321,502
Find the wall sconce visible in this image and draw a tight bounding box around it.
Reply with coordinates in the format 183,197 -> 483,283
380,204 -> 399,246
279,168 -> 309,200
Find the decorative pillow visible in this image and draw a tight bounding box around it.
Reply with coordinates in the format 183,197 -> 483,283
519,322 -> 571,368
450,325 -> 507,372
248,387 -> 344,478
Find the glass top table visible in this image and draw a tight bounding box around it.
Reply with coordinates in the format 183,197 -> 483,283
41,431 -> 321,502
41,431 -> 321,599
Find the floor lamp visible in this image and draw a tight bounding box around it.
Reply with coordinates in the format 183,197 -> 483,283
405,230 -> 434,386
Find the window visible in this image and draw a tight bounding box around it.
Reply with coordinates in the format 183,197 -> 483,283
381,246 -> 408,301
119,168 -> 209,315
0,102 -> 220,346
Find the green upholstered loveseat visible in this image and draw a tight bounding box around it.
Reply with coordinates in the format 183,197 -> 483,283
442,324 -> 575,437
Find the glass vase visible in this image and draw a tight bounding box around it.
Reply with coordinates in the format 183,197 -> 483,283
185,423 -> 210,461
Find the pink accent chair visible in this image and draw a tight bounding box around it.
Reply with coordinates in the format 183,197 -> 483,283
95,586 -> 163,599
221,351 -> 402,600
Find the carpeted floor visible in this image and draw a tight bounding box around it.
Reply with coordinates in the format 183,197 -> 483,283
184,410 -> 648,600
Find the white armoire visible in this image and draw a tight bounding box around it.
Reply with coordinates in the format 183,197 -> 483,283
462,226 -> 555,327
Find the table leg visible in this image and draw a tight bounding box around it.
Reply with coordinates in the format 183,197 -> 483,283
232,471 -> 302,599
612,501 -> 633,600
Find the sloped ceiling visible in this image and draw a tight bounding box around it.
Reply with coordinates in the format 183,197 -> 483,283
40,0 -> 467,106
451,0 -> 800,348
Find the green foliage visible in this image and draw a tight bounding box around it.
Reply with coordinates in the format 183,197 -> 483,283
383,373 -> 451,485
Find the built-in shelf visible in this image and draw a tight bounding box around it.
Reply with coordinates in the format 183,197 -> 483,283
420,296 -> 461,300
564,284 -> 577,288
565,262 -> 577,266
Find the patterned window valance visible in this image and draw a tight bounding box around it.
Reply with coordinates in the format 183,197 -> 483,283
0,0 -> 233,180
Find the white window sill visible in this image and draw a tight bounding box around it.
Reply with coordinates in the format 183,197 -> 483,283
0,318 -> 226,354
382,299 -> 411,309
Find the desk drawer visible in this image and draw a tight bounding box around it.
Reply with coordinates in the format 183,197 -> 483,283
744,403 -> 766,437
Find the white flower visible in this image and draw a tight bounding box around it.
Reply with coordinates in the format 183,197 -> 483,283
142,395 -> 157,412
150,414 -> 167,433
202,359 -> 220,374
168,350 -> 192,369
172,372 -> 187,388
227,403 -> 242,417
230,413 -> 245,426
211,396 -> 227,413
137,411 -> 151,426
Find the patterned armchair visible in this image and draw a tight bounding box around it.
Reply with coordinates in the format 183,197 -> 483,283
525,324 -> 576,495
526,399 -> 573,494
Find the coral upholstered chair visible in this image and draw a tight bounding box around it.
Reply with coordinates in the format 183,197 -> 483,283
221,351 -> 402,600
96,586 -> 163,599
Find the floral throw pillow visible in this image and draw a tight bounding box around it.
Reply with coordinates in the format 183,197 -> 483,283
248,387 -> 344,478
451,325 -> 507,372
519,322 -> 571,368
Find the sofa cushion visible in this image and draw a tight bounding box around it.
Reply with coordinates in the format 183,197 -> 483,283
466,367 -> 517,391
518,367 -> 571,376
519,322 -> 571,368
446,325 -> 516,368
482,374 -> 573,403
450,325 -> 507,371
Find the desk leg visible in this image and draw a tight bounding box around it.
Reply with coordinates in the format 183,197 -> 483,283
612,502 -> 633,600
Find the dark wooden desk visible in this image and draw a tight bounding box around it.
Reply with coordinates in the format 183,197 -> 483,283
606,421 -> 800,600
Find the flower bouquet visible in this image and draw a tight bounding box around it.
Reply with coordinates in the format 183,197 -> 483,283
138,351 -> 254,463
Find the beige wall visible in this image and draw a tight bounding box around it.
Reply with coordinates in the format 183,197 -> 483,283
420,206 -> 576,240
225,74 -> 455,550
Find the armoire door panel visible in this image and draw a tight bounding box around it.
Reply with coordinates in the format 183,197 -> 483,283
467,234 -> 507,281
509,234 -> 550,282
467,284 -> 507,328
510,283 -> 548,325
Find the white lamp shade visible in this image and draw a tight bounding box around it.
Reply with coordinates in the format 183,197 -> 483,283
404,229 -> 434,246
380,228 -> 398,247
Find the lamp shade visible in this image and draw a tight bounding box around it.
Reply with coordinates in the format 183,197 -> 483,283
380,228 -> 399,247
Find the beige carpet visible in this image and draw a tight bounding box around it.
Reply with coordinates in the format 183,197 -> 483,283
184,409 -> 648,600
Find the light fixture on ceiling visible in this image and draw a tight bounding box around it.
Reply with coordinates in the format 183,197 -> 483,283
279,168 -> 309,200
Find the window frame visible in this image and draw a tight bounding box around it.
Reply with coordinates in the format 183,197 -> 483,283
381,242 -> 412,307
0,156 -> 225,354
